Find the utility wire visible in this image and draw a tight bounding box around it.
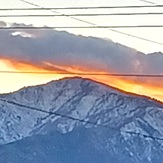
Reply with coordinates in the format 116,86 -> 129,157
0,97 -> 163,141
18,0 -> 163,46
139,0 -> 156,4
0,71 -> 163,77
19,0 -> 40,8
1,25 -> 163,29
1,12 -> 163,17
0,98 -> 97,126
18,0 -> 100,30
104,29 -> 163,46
1,5 -> 163,10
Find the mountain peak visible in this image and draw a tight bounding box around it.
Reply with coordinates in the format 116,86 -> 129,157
5,76 -> 161,107
0,77 -> 163,162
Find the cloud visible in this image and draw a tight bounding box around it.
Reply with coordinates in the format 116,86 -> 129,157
0,21 -> 7,27
0,22 -> 162,76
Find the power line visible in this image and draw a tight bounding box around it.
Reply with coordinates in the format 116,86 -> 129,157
139,0 -> 156,4
18,0 -> 106,30
1,25 -> 163,29
1,5 -> 163,10
0,98 -> 97,125
18,0 -> 163,46
105,29 -> 163,46
1,71 -> 163,77
1,12 -> 163,17
0,97 -> 163,141
19,0 -> 40,8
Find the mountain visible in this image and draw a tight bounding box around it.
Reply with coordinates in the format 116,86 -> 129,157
0,77 -> 163,162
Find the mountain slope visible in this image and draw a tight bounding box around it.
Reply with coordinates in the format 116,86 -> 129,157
0,77 -> 163,162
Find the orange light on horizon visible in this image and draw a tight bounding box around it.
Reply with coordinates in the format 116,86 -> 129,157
0,58 -> 69,93
0,57 -> 163,102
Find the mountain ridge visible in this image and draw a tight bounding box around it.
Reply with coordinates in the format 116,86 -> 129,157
1,76 -> 162,105
0,77 -> 163,162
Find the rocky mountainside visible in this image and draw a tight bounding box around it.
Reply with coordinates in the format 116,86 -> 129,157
0,77 -> 163,162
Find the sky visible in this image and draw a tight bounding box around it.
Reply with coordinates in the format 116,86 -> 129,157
0,0 -> 163,53
0,0 -> 163,102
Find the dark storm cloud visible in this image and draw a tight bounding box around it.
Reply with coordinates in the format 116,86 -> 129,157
0,22 -> 162,74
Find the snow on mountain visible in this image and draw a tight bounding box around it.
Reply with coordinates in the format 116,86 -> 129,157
0,77 -> 163,162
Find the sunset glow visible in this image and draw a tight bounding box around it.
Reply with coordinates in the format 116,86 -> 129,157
0,58 -> 68,93
0,58 -> 163,102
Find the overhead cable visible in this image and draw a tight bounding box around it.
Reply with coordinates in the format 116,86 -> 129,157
0,4 -> 163,11
1,25 -> 163,29
139,0 -> 156,4
0,97 -> 163,141
18,0 -> 163,46
1,5 -> 163,10
1,12 -> 163,17
1,71 -> 163,77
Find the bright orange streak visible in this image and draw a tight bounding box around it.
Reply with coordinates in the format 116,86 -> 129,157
0,58 -> 69,93
0,57 -> 163,102
41,62 -> 163,102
